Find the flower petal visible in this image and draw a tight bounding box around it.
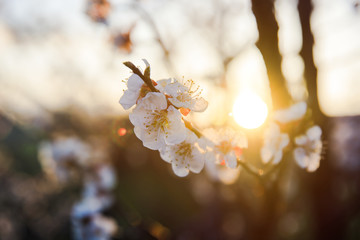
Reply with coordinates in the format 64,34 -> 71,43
294,147 -> 308,168
129,105 -> 147,128
155,78 -> 172,92
134,126 -> 164,150
165,81 -> 187,97
191,97 -> 208,112
159,146 -> 172,163
127,74 -> 144,91
172,162 -> 189,177
313,140 -> 323,154
307,152 -> 321,172
306,125 -> 322,141
142,59 -> 150,68
119,89 -> 139,110
274,101 -> 307,123
137,92 -> 167,111
272,150 -> 283,164
279,133 -> 290,149
189,148 -> 205,173
225,152 -> 237,169
163,106 -> 187,145
261,146 -> 274,164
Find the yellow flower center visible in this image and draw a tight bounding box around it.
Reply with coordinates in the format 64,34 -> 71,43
216,141 -> 233,154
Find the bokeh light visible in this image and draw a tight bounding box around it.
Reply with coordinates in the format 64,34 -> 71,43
232,90 -> 268,129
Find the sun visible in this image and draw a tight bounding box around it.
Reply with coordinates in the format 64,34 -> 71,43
232,90 -> 268,129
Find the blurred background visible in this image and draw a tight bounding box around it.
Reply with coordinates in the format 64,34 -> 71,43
0,0 -> 360,239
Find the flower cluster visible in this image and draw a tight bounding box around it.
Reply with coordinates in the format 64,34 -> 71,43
38,137 -> 118,240
120,61 -> 248,177
261,102 -> 323,172
120,61 -> 323,179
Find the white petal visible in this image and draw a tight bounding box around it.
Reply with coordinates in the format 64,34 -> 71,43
127,74 -> 144,91
119,89 -> 139,110
159,146 -> 172,163
225,153 -> 237,169
185,130 -> 198,142
313,140 -> 323,154
218,167 -> 240,185
307,153 -> 321,172
198,137 -> 215,149
205,150 -> 217,163
138,92 -> 167,111
172,162 -> 189,177
189,148 -> 205,173
272,150 -> 283,164
191,97 -> 208,112
295,135 -> 307,146
129,105 -> 147,127
203,128 -> 220,145
279,134 -> 290,149
168,98 -> 189,109
234,132 -> 248,148
155,78 -> 172,92
214,153 -> 223,164
142,59 -> 150,68
165,81 -> 187,97
163,106 -> 187,145
134,126 -> 164,150
293,147 -> 308,168
307,125 -> 322,141
274,101 -> 307,123
261,146 -> 274,164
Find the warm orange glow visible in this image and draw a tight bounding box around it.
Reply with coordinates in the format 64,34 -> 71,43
117,128 -> 127,136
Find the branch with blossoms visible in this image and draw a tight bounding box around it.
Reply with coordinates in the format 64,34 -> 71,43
119,60 -> 323,180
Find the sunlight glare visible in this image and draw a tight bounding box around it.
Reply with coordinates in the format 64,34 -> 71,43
232,90 -> 268,129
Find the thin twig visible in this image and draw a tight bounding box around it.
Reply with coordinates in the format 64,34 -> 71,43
237,161 -> 264,184
123,61 -> 159,92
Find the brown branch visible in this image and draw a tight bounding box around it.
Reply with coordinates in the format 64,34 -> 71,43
252,0 -> 292,110
123,61 -> 159,92
238,161 -> 265,184
298,0 -> 325,124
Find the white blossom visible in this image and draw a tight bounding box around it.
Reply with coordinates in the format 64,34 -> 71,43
202,127 -> 247,169
155,78 -> 172,92
72,213 -> 117,240
261,123 -> 289,164
129,92 -> 187,150
159,130 -> 205,177
274,101 -> 307,123
164,78 -> 208,112
95,165 -> 116,190
119,74 -> 148,110
205,159 -> 240,185
38,137 -> 91,181
293,125 -> 322,172
72,197 -> 106,219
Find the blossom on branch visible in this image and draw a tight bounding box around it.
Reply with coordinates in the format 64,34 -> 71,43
163,79 -> 208,113
119,74 -> 149,110
205,159 -> 240,184
293,125 -> 322,172
159,130 -> 205,177
274,101 -> 307,123
129,92 -> 187,150
261,123 -> 289,165
202,127 -> 247,169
